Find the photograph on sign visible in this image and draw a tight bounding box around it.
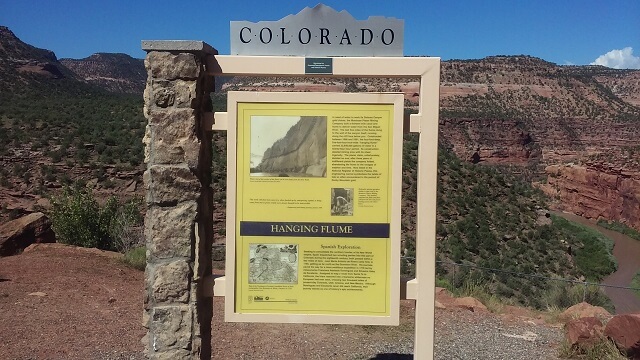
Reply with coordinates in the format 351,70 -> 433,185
225,91 -> 403,325
331,188 -> 353,216
250,115 -> 327,177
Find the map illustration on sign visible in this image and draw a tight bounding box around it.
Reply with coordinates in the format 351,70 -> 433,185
248,244 -> 299,284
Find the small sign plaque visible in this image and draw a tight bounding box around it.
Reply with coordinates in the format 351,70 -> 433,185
230,4 -> 403,57
305,58 -> 333,74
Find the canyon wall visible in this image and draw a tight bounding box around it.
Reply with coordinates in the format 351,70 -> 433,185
256,116 -> 327,177
538,162 -> 640,231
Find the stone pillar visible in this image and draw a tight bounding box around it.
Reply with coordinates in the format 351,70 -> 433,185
141,41 -> 216,359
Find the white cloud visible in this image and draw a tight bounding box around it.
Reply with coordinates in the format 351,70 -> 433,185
590,47 -> 640,69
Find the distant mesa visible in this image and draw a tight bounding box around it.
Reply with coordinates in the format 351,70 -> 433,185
0,25 -> 145,94
0,25 -> 69,80
278,4 -> 401,23
60,53 -> 145,95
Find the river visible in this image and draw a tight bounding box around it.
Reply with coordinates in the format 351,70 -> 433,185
553,211 -> 640,314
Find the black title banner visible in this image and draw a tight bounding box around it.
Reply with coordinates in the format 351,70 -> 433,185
240,221 -> 390,238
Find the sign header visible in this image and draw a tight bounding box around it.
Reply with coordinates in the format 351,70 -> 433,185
230,4 -> 404,57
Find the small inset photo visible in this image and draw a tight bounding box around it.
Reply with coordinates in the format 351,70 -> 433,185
248,244 -> 298,284
331,188 -> 354,216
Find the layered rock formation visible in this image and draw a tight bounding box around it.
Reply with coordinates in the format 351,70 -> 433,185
0,26 -> 74,87
256,116 -> 327,177
439,118 -> 540,165
221,58 -> 640,227
539,162 -> 640,231
61,53 -> 146,94
0,212 -> 55,256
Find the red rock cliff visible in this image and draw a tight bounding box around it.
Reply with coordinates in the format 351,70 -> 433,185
539,162 -> 640,231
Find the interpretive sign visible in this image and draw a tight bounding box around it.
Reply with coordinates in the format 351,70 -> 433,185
230,4 -> 404,57
225,91 -> 403,325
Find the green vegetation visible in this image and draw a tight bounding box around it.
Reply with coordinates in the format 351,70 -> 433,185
541,281 -> 614,313
552,215 -> 617,281
400,135 -> 617,310
436,277 -> 505,313
631,272 -> 640,298
597,219 -> 640,241
210,93 -> 228,243
50,185 -> 142,252
122,246 -> 146,271
558,337 -> 625,360
2,56 -> 626,306
0,76 -> 145,183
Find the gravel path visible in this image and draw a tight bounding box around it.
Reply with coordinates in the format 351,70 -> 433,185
433,310 -> 562,360
210,298 -> 564,360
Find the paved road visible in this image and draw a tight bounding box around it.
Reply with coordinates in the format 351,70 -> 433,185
554,211 -> 640,314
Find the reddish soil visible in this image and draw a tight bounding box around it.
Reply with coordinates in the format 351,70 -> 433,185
0,244 -> 145,359
0,244 -> 563,360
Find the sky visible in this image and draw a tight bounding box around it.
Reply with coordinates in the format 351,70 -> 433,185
1,1 -> 639,68
251,116 -> 300,163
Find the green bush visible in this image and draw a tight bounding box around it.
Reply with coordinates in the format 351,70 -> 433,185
631,271 -> 640,298
558,337 -> 625,359
50,186 -> 142,252
551,215 -> 617,281
540,280 -> 614,313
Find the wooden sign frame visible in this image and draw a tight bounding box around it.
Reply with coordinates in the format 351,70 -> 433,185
207,55 -> 440,359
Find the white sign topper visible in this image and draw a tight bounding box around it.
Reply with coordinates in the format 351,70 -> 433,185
230,4 -> 404,57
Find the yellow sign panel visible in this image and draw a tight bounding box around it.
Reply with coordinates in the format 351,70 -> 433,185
226,92 -> 403,325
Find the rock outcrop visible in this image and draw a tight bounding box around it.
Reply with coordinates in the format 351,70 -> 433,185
605,313 -> 640,358
0,212 -> 55,256
564,317 -> 605,350
440,118 -> 540,165
256,116 -> 327,177
539,163 -> 640,231
559,302 -> 612,321
0,26 -> 74,87
61,53 -> 146,94
452,296 -> 489,313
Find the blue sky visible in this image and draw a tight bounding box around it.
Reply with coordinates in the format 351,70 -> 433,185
2,1 -> 639,68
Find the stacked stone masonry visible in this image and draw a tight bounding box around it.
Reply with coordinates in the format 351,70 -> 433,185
142,44 -> 216,360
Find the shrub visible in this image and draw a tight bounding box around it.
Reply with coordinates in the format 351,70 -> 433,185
540,280 -> 614,312
50,186 -> 142,252
122,246 -> 146,271
632,271 -> 640,298
551,215 -> 617,281
558,337 -> 625,359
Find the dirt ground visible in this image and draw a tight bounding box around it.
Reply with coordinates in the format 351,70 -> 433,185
0,244 -> 563,360
0,244 -> 145,360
